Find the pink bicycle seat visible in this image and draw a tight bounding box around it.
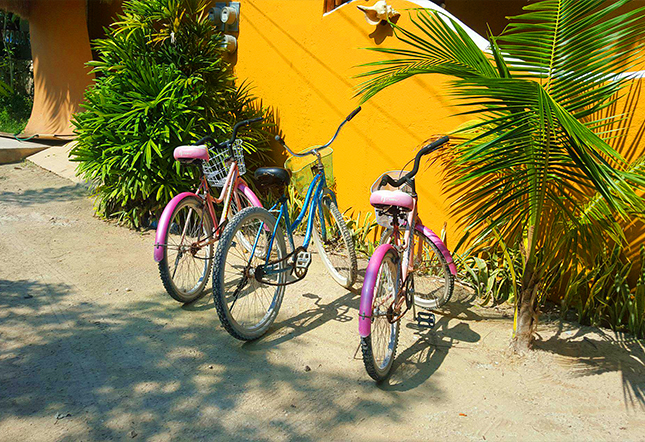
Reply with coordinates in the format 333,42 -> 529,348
369,190 -> 414,211
173,145 -> 209,161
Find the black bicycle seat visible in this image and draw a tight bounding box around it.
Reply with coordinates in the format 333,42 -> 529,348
254,167 -> 291,187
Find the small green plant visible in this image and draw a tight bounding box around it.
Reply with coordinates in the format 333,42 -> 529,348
459,247 -> 522,306
343,210 -> 378,257
71,0 -> 269,227
562,245 -> 645,339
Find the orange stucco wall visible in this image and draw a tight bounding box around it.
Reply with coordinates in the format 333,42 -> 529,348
19,0 -> 94,137
235,0 -> 645,251
235,0 -> 472,245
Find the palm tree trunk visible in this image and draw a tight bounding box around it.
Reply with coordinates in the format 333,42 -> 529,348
513,263 -> 539,351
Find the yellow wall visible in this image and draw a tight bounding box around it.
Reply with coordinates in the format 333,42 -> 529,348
235,0 -> 645,253
235,0 -> 472,246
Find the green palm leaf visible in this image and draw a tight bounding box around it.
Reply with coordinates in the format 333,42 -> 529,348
357,1 -> 645,349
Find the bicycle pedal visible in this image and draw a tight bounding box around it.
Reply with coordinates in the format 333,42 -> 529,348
416,311 -> 435,329
295,250 -> 312,271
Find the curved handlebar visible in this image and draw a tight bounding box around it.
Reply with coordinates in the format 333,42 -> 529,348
275,107 -> 362,157
191,117 -> 264,155
379,136 -> 450,189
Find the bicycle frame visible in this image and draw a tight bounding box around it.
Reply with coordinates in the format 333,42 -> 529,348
153,159 -> 260,262
247,167 -> 331,280
358,193 -> 456,338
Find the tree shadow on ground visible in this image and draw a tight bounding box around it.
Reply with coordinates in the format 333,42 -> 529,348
246,290 -> 358,350
535,322 -> 645,410
0,277 -> 423,441
0,184 -> 87,206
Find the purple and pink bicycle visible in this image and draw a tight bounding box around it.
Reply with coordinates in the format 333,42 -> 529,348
359,136 -> 456,382
153,118 -> 263,303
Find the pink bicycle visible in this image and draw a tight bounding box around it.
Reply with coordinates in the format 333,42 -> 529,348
359,136 -> 456,382
153,118 -> 263,303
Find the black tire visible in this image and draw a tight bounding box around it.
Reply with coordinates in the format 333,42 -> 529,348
361,248 -> 400,382
381,228 -> 454,309
158,196 -> 214,303
312,195 -> 357,289
212,206 -> 287,341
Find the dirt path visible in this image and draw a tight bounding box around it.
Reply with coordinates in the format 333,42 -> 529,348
1,162 -> 644,442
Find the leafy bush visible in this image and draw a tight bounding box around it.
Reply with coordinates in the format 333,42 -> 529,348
561,245 -> 645,339
70,0 -> 269,226
0,10 -> 33,134
0,90 -> 31,134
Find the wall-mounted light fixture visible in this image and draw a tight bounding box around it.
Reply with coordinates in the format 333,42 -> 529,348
222,35 -> 238,54
208,2 -> 240,33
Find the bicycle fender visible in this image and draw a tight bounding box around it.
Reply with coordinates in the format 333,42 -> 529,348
359,244 -> 396,338
415,225 -> 457,276
237,180 -> 262,208
153,192 -> 201,262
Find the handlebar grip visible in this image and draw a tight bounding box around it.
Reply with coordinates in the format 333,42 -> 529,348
346,106 -> 362,121
420,136 -> 450,154
274,135 -> 286,145
193,136 -> 215,146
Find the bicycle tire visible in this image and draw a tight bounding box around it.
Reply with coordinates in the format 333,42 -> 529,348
361,247 -> 400,382
158,196 -> 214,303
381,228 -> 454,309
312,196 -> 357,289
212,206 -> 287,341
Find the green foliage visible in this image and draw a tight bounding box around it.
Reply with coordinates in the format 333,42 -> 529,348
459,244 -> 522,306
562,245 -> 645,339
70,0 -> 268,226
358,1 -> 645,344
0,10 -> 32,134
343,210 -> 378,257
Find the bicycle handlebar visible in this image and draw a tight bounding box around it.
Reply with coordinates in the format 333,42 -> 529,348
275,107 -> 361,158
379,136 -> 450,189
191,116 -> 264,156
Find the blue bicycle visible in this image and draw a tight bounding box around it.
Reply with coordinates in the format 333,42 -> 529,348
212,108 -> 361,340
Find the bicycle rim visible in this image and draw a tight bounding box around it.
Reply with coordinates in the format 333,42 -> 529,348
363,249 -> 400,381
381,228 -> 453,309
312,197 -> 357,288
214,207 -> 286,340
163,198 -> 213,299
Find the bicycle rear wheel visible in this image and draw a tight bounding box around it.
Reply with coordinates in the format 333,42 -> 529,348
361,248 -> 400,382
213,206 -> 287,341
381,228 -> 454,309
158,196 -> 214,303
312,195 -> 357,288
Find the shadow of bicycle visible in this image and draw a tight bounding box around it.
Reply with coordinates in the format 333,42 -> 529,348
379,315 -> 481,392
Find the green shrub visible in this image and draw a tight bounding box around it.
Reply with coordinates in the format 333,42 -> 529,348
0,90 -> 32,134
0,10 -> 33,134
70,0 -> 269,227
561,245 -> 645,339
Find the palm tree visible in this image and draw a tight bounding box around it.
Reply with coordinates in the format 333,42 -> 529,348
357,0 -> 645,351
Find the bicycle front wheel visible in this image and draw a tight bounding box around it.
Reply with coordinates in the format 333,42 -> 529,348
381,228 -> 454,309
158,196 -> 214,303
312,195 -> 357,289
361,247 -> 400,382
213,206 -> 287,341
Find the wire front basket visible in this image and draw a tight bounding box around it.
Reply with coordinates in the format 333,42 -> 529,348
371,170 -> 414,229
284,146 -> 334,196
202,139 -> 246,187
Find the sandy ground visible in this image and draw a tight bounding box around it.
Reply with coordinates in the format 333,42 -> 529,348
1,162 -> 645,442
